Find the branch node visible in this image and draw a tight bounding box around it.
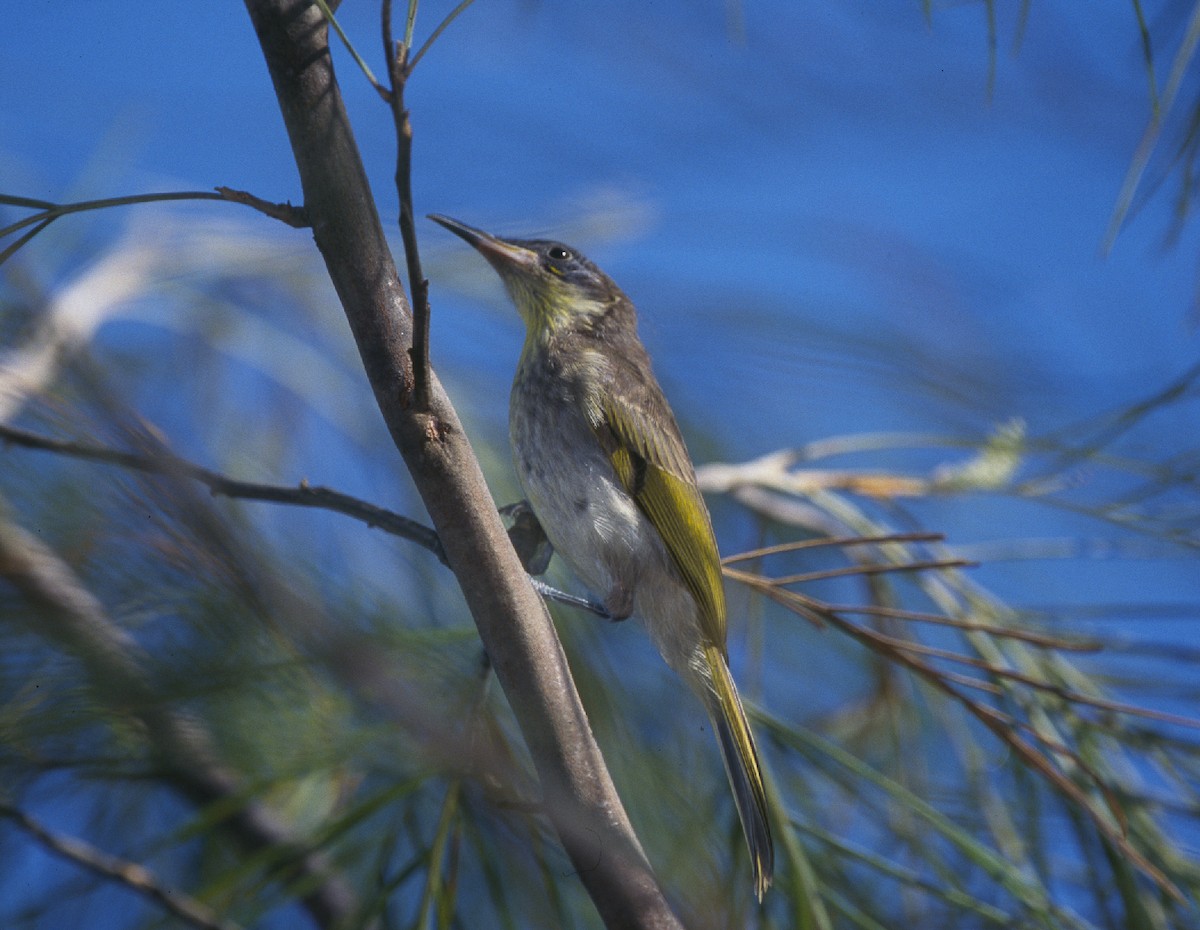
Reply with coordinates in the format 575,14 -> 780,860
214,186 -> 310,228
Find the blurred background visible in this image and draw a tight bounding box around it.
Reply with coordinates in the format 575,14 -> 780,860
2,2 -> 1199,928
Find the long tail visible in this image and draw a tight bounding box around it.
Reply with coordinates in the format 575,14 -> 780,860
702,645 -> 774,900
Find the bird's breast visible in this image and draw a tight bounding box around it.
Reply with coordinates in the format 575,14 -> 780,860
510,360 -> 646,595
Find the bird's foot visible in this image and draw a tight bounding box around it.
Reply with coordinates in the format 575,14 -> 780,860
502,501 -> 622,621
529,577 -> 613,619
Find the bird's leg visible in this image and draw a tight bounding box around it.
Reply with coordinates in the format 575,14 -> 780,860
529,577 -> 612,618
500,501 -> 613,619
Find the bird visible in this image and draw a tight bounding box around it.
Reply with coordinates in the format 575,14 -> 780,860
429,214 -> 774,899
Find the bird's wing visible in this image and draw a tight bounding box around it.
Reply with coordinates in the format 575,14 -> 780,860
594,381 -> 727,648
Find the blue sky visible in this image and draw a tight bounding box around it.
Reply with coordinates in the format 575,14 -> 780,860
5,3 -> 1196,430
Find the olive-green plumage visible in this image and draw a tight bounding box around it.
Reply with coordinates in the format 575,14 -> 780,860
430,214 -> 774,899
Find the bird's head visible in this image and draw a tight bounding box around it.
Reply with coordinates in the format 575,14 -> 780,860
430,214 -> 625,340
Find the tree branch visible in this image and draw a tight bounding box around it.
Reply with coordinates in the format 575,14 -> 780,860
0,422 -> 612,612
241,1 -> 681,926
214,186 -> 310,226
0,422 -> 445,559
0,190 -> 308,268
0,801 -> 243,930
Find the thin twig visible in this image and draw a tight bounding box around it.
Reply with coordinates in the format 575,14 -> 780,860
312,0 -> 386,92
822,602 -> 1100,652
0,801 -> 243,930
384,37 -> 432,409
382,0 -> 396,92
768,558 -> 974,587
213,187 -> 309,227
728,566 -> 1185,900
846,619 -> 1179,895
893,636 -> 1200,731
409,0 -> 479,70
0,423 -> 445,560
0,189 -> 308,267
2,194 -> 231,269
0,216 -> 54,267
721,532 -> 944,565
403,0 -> 418,52
742,563 -> 1198,730
1105,0 -> 1200,249
0,191 -> 220,239
0,189 -> 307,239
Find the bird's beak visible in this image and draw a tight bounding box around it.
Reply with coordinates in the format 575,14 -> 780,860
428,214 -> 539,275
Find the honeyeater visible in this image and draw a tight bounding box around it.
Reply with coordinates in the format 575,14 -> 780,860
430,214 -> 774,899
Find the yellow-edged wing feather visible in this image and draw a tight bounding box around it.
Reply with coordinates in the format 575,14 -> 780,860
598,396 -> 727,648
601,396 -> 773,895
585,353 -> 774,897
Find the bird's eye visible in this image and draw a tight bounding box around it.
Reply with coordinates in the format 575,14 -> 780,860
548,246 -> 572,262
